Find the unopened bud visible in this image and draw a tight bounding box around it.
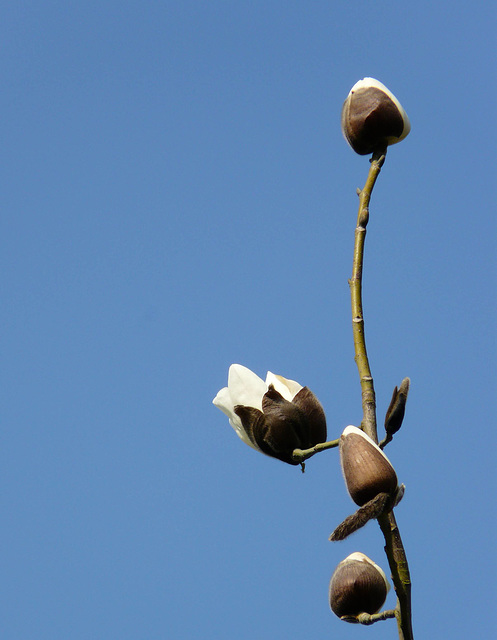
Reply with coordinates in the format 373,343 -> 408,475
340,426 -> 398,506
385,377 -> 410,436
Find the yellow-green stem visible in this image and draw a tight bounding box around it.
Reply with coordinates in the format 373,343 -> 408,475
378,511 -> 413,640
349,150 -> 386,442
355,609 -> 397,625
349,148 -> 414,640
292,438 -> 339,463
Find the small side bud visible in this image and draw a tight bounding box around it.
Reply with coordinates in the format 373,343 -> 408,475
329,552 -> 390,621
341,78 -> 410,155
385,377 -> 410,436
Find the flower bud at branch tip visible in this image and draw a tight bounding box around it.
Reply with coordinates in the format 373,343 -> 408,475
341,78 -> 410,155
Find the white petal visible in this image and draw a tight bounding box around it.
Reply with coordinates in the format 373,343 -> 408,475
213,382 -> 262,452
212,386 -> 235,419
228,364 -> 266,411
266,371 -> 303,401
348,77 -> 391,95
228,417 -> 261,451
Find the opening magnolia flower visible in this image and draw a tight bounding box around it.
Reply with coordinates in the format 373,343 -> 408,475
329,552 -> 390,621
341,77 -> 410,155
213,364 -> 327,465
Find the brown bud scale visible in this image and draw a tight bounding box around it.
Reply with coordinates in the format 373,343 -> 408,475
329,555 -> 388,619
340,427 -> 398,506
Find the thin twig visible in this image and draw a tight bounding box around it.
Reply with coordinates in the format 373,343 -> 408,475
292,438 -> 339,464
355,609 -> 397,625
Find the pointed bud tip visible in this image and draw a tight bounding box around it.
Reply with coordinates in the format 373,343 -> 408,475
385,378 -> 410,435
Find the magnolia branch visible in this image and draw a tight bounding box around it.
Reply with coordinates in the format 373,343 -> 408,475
350,149 -> 414,640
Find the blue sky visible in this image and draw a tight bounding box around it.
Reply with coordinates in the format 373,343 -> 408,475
1,1 -> 495,638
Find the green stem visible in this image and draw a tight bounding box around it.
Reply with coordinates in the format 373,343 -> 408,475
349,149 -> 386,442
292,438 -> 339,464
379,433 -> 393,449
354,609 -> 397,625
349,148 -> 414,640
378,512 -> 413,640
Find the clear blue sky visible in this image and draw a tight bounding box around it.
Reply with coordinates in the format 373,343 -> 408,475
1,2 -> 495,638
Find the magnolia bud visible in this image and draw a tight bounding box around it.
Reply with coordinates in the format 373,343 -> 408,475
385,377 -> 410,436
340,426 -> 398,506
341,78 -> 410,155
329,552 -> 390,621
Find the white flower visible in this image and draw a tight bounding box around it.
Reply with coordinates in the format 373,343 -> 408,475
213,364 -> 327,465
